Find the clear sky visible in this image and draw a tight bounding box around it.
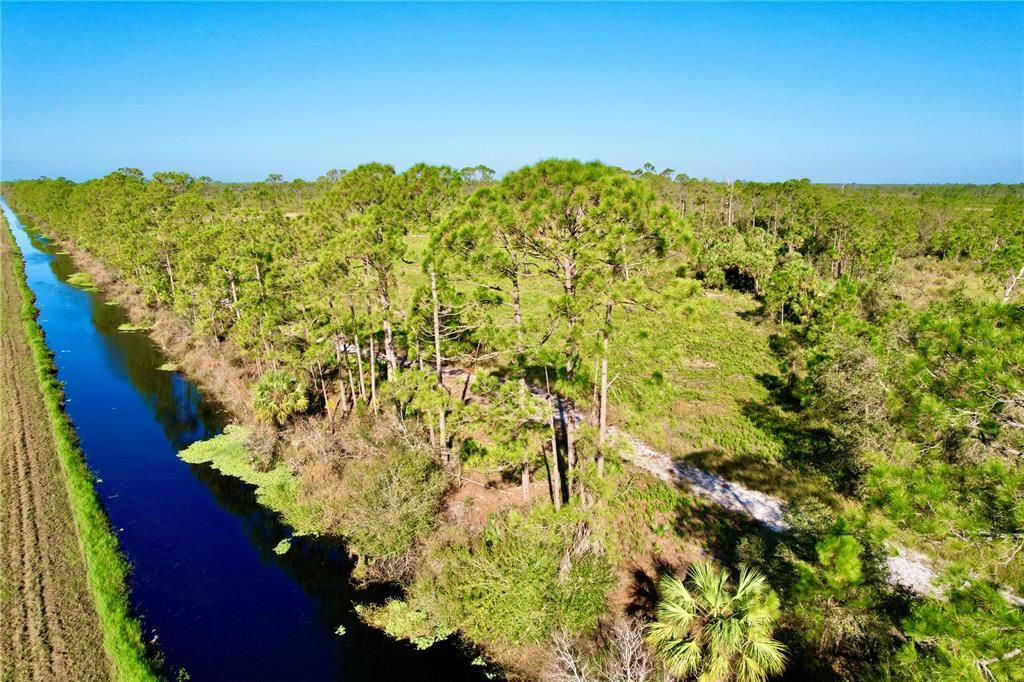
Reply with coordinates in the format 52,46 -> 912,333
1,2 -> 1021,183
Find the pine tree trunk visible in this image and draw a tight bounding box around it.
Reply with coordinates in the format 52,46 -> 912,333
1003,264 -> 1024,302
255,261 -> 265,300
338,374 -> 349,417
563,261 -> 578,379
557,394 -> 576,498
546,368 -> 563,510
334,337 -> 349,416
164,252 -> 176,298
598,305 -> 611,478
379,283 -> 397,380
512,272 -> 523,358
316,358 -> 330,415
431,268 -> 444,381
522,456 -> 530,501
229,273 -> 240,321
438,408 -> 447,453
382,316 -> 396,380
350,308 -> 367,400
340,333 -> 358,410
369,335 -> 378,413
430,268 -> 449,450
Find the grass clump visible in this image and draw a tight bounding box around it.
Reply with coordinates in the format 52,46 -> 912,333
6,222 -> 157,681
117,322 -> 150,332
178,424 -> 321,535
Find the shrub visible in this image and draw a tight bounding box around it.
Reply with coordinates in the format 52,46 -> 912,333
245,421 -> 279,472
548,620 -> 659,682
887,583 -> 1024,681
251,370 -> 308,426
327,439 -> 449,580
356,599 -> 455,650
410,507 -> 615,645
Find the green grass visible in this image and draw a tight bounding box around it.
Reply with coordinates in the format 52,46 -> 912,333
608,291 -> 780,452
894,256 -> 1001,309
156,362 -> 178,372
117,322 -> 151,333
608,290 -> 839,504
177,425 -> 322,535
398,233 -> 835,504
6,222 -> 158,681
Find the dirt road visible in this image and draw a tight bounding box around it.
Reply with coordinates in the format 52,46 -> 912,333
0,225 -> 111,680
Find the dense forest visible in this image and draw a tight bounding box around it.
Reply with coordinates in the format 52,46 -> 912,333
4,164 -> 1023,681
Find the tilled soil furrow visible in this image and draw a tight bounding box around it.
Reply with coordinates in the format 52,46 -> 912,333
16,409 -> 56,678
1,225 -> 112,680
19,371 -> 86,677
1,381 -> 30,680
3,333 -> 43,682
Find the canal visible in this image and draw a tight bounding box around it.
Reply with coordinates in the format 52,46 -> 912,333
2,198 -> 484,681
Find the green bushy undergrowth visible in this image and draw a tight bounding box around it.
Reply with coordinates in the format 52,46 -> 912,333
321,441 -> 448,577
889,583 -> 1024,681
402,505 -> 615,647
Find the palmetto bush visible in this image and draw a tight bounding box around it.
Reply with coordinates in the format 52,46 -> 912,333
646,562 -> 786,682
251,370 -> 309,426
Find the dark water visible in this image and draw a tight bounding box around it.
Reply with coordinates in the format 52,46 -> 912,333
2,199 -> 487,681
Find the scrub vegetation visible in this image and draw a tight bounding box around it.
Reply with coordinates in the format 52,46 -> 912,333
3,166 -> 1022,681
1,217 -> 156,681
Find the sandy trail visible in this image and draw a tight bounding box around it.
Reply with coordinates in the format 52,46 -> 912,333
609,416 -> 1024,603
610,426 -> 790,532
0,225 -> 111,681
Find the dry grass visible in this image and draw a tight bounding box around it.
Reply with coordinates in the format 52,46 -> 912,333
894,256 -> 1000,309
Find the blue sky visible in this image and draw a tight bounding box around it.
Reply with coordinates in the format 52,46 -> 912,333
1,2 -> 1021,183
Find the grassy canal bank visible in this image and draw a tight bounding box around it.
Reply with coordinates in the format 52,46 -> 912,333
0,217 -> 156,681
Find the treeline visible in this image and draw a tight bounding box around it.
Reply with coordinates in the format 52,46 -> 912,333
3,162 -> 692,512
4,164 -> 1023,680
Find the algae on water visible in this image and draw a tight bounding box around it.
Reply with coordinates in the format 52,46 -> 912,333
177,425 -> 320,535
66,271 -> 98,291
355,600 -> 454,650
117,322 -> 151,332
157,362 -> 178,372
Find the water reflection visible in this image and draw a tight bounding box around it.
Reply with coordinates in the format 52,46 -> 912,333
4,200 -> 487,681
27,228 -> 225,448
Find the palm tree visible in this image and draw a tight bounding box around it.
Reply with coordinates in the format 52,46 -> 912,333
251,370 -> 309,426
646,562 -> 787,682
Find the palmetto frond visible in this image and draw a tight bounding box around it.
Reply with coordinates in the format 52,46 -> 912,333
646,562 -> 787,682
